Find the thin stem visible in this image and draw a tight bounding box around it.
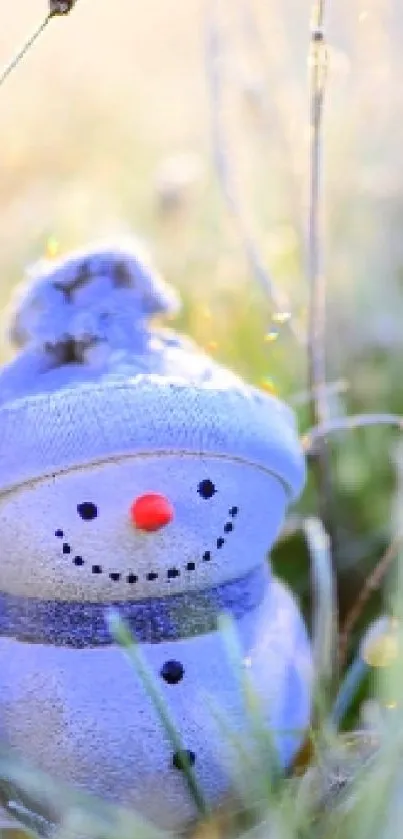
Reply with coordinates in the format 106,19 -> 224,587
204,0 -> 302,343
290,378 -> 349,406
303,413 -> 403,453
0,2 -> 78,92
0,16 -> 52,90
330,657 -> 370,728
307,1 -> 337,551
237,0 -> 305,247
303,517 -> 337,720
338,539 -> 400,670
308,0 -> 328,429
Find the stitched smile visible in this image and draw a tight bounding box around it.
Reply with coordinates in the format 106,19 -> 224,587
54,505 -> 239,585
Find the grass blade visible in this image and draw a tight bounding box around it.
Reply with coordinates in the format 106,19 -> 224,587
107,608 -> 210,820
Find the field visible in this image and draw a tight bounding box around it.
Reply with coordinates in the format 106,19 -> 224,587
1,1 -> 403,837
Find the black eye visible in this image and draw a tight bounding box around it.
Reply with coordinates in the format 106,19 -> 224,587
77,502 -> 98,520
197,479 -> 216,499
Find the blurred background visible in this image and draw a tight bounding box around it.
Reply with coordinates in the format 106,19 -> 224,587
1,0 -> 403,696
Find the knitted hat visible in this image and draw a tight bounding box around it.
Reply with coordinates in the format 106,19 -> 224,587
0,238 -> 305,499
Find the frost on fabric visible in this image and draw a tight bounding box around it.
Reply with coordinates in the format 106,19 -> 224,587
0,239 -> 246,403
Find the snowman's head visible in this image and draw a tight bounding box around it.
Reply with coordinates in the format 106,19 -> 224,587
0,241 -> 305,603
0,447 -> 290,601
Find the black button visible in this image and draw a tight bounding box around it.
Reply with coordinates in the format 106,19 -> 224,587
172,749 -> 195,770
161,660 -> 184,685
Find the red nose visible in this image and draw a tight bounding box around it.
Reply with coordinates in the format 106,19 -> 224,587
130,493 -> 174,532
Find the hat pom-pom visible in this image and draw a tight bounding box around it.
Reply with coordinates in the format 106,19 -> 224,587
6,238 -> 180,366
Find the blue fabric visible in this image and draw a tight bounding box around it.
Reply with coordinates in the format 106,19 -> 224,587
0,564 -> 268,646
0,240 -> 306,498
1,240 -> 241,403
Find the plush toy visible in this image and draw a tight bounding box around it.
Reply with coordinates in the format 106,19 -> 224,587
0,240 -> 312,830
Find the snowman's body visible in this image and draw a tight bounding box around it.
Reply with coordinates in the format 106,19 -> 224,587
0,243 -> 312,830
0,574 -> 310,829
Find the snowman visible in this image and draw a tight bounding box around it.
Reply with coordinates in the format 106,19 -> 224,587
0,239 -> 312,831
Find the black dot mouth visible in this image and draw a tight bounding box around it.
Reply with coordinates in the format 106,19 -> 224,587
55,504 -> 239,586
